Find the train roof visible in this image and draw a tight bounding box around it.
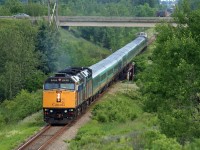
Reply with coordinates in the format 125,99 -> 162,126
89,36 -> 146,78
45,67 -> 92,83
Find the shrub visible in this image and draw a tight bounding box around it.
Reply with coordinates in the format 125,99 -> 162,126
0,89 -> 42,123
0,113 -> 5,127
92,93 -> 142,123
184,139 -> 200,150
143,130 -> 182,150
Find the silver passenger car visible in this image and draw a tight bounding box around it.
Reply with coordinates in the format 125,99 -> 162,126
90,35 -> 147,95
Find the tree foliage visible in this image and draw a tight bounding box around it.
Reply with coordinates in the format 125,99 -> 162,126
0,20 -> 40,100
59,0 -> 159,17
0,0 -> 47,16
140,0 -> 200,144
4,0 -> 23,14
36,23 -> 60,74
178,0 -> 200,11
0,90 -> 42,124
77,27 -> 141,51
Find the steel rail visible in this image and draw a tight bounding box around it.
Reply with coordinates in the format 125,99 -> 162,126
17,125 -> 51,150
38,125 -> 68,150
16,35 -> 156,150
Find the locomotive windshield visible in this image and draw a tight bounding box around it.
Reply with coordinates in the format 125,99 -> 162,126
44,83 -> 75,90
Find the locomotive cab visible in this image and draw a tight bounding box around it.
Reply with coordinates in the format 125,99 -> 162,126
43,75 -> 78,124
43,67 -> 92,124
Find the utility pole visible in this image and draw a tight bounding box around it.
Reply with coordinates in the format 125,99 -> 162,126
48,0 -> 59,28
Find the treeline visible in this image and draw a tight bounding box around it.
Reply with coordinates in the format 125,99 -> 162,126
0,0 -> 159,17
76,27 -> 142,51
0,19 -> 110,126
0,19 -> 62,127
1,0 -> 200,17
0,20 -> 59,101
59,0 -> 159,17
178,0 -> 200,10
0,0 -> 47,16
136,0 -> 200,146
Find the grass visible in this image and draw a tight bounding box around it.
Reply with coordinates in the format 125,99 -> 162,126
0,27 -> 111,150
57,28 -> 110,69
68,28 -> 181,150
69,88 -> 159,150
0,111 -> 44,150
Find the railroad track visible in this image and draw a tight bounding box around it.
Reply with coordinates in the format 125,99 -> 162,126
16,99 -> 101,150
148,35 -> 156,45
17,125 -> 69,150
16,35 -> 155,150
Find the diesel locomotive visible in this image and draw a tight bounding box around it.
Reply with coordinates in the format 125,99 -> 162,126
43,33 -> 148,124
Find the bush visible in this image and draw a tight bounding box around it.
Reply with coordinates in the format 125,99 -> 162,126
184,139 -> 200,150
92,93 -> 142,123
0,113 -> 6,127
0,89 -> 42,123
143,130 -> 182,150
24,70 -> 46,92
158,108 -> 200,144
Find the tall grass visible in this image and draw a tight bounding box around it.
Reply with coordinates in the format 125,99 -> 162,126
69,89 -> 168,150
69,30 -> 182,149
0,112 -> 44,150
92,92 -> 142,123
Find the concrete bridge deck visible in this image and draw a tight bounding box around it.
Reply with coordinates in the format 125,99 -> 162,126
0,16 -> 175,27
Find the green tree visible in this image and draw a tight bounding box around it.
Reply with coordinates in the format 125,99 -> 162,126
4,0 -> 23,14
140,0 -> 200,144
178,0 -> 200,10
23,2 -> 47,16
0,5 -> 11,15
36,23 -> 60,74
0,20 -> 39,100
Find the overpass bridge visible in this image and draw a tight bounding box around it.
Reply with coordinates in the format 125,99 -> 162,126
57,16 -> 175,27
0,16 -> 175,27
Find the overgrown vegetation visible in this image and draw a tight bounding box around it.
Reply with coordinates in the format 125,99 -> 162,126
0,90 -> 42,124
69,82 -> 182,149
57,29 -> 110,68
0,0 -> 160,17
0,111 -> 44,150
69,1 -> 200,148
0,20 -> 43,100
92,93 -> 142,123
58,0 -> 158,17
76,27 -> 142,50
0,0 -> 200,149
139,0 -> 200,145
0,6 -> 111,147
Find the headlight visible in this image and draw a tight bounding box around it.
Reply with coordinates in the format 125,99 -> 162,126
50,110 -> 53,113
64,110 -> 67,113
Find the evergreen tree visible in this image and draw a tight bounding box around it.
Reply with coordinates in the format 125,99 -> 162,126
36,23 -> 60,74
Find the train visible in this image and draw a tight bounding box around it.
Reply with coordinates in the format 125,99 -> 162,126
43,33 -> 148,124
156,9 -> 172,17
